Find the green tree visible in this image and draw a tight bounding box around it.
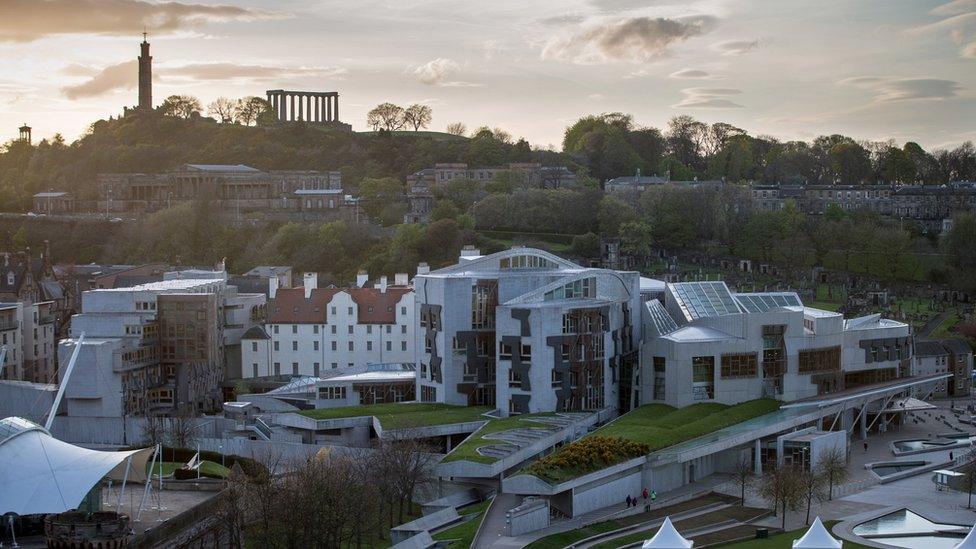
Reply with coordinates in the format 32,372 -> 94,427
571,232 -> 601,259
943,213 -> 976,293
358,177 -> 404,221
598,195 -> 636,237
158,95 -> 203,119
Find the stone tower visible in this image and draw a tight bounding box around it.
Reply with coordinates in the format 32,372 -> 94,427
138,32 -> 152,110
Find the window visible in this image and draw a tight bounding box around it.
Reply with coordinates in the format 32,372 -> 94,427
401,325 -> 407,334
273,325 -> 279,334
292,362 -> 298,375
798,346 -> 841,373
292,341 -> 298,351
692,356 -> 714,400
508,370 -> 522,387
319,386 -> 346,400
544,277 -> 595,301
347,307 -> 353,315
401,306 -> 407,315
331,325 -> 337,334
331,362 -> 337,369
653,357 -> 666,400
367,341 -> 373,351
519,342 -> 532,359
348,341 -> 354,351
251,341 -> 258,352
274,362 -> 280,375
401,341 -> 407,351
348,325 -> 354,335
421,385 -> 437,403
314,341 -> 319,351
721,353 -> 758,378
331,307 -> 336,315
292,325 -> 297,334
273,341 -> 279,351
314,363 -> 320,376
551,370 -> 560,387
386,325 -> 391,334
313,325 -> 319,334
331,341 -> 337,351
499,342 -> 512,359
252,363 -> 258,377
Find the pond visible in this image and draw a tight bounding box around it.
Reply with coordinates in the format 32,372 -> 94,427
892,434 -> 976,453
853,508 -> 967,548
868,460 -> 929,477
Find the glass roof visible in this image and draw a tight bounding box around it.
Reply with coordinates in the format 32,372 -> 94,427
734,292 -> 803,313
670,281 -> 742,320
0,416 -> 45,445
646,299 -> 678,335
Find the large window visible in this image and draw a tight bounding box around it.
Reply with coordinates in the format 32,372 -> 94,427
500,254 -> 557,269
544,277 -> 595,301
653,357 -> 666,400
721,353 -> 758,378
421,385 -> 437,402
798,346 -> 841,373
692,356 -> 715,401
319,386 -> 346,400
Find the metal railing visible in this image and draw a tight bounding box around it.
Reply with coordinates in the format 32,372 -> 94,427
254,417 -> 273,440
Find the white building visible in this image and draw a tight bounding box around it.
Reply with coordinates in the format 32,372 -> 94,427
0,300 -> 56,383
414,247 -> 642,415
912,339 -> 973,398
642,282 -> 914,407
59,275 -> 265,418
240,272 -> 416,379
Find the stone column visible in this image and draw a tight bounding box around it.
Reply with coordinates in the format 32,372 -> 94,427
333,94 -> 339,122
289,94 -> 295,122
318,95 -> 324,122
315,95 -> 322,122
753,439 -> 762,475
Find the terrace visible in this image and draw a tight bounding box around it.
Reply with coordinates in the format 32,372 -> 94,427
298,402 -> 492,430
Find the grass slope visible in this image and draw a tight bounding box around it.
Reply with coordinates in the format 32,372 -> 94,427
431,499 -> 492,548
441,413 -> 556,464
299,402 -> 491,429
721,520 -> 872,548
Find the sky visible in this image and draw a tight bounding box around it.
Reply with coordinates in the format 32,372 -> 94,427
1,0 -> 975,150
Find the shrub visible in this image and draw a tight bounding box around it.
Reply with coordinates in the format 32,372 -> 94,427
525,436 -> 649,484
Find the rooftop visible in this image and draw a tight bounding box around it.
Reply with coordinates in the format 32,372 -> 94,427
669,281 -> 743,321
298,402 -> 492,429
734,292 -> 802,313
182,164 -> 261,173
90,278 -> 222,293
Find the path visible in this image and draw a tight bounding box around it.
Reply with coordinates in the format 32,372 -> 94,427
918,311 -> 949,339
472,491 -> 520,549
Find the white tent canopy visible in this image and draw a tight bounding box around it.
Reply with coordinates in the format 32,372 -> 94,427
793,517 -> 842,548
955,522 -> 976,548
0,417 -> 152,515
643,516 -> 694,548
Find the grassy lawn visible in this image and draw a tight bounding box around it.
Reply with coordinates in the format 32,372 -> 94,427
523,399 -> 780,484
431,499 -> 492,548
299,403 -> 492,429
441,413 -> 556,464
148,460 -> 229,479
720,520 -> 872,548
595,399 -> 781,450
589,506 -> 769,549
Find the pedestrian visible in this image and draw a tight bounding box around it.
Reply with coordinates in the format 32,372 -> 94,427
642,488 -> 648,501
950,451 -> 954,461
864,441 -> 868,453
651,490 -> 657,503
626,495 -> 632,508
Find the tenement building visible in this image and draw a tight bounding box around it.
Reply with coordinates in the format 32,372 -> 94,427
408,163 -> 578,190
414,247 -> 642,414
240,272 -> 416,380
642,282 -> 915,407
95,163 -> 343,215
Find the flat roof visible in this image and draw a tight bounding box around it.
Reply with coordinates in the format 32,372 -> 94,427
90,278 -> 222,292
781,373 -> 952,409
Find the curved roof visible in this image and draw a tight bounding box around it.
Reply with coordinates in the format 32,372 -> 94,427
0,416 -> 152,515
429,247 -> 581,276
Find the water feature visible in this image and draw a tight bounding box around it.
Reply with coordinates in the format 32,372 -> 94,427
853,508 -> 967,548
892,433 -> 976,453
867,460 -> 930,479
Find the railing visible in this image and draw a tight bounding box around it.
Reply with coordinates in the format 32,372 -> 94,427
254,417 -> 273,440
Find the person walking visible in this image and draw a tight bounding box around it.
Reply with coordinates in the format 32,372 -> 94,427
863,441 -> 868,453
642,488 -> 648,502
651,490 -> 657,503
626,495 -> 632,508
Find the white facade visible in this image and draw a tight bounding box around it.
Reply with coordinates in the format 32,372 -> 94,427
241,273 -> 416,379
414,248 -> 642,415
0,301 -> 56,383
641,282 -> 913,408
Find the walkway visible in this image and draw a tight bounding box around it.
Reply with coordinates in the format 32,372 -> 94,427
918,311 -> 949,339
473,491 -> 520,549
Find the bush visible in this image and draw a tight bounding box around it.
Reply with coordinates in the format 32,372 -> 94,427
525,436 -> 649,484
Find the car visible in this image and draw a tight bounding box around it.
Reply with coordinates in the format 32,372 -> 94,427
109,217 -> 123,223
25,212 -> 38,217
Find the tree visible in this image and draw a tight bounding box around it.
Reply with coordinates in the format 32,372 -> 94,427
817,446 -> 848,501
207,97 -> 237,123
141,414 -> 166,447
799,466 -> 826,525
827,141 -> 871,184
571,232 -> 601,259
758,464 -> 805,531
367,103 -> 406,131
403,104 -> 433,131
159,95 -> 202,119
357,177 -> 404,220
235,96 -> 271,126
598,195 -> 636,237
943,213 -> 976,294
167,409 -> 200,459
446,122 -> 467,136
730,456 -> 755,506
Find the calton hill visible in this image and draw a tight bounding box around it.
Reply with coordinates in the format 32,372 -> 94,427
1,102 -> 975,344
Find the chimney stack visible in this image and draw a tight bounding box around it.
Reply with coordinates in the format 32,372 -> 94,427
394,272 -> 408,286
356,270 -> 369,288
379,276 -> 388,294
459,245 -> 481,262
416,262 -> 430,276
304,272 -> 317,299
269,274 -> 278,299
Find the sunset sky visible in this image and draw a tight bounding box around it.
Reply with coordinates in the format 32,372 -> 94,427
1,0 -> 974,149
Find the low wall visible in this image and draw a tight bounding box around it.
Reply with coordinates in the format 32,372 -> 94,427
507,498 -> 549,536
573,468 -> 642,516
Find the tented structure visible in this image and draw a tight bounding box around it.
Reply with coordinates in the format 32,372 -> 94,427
642,516 -> 693,548
0,416 -> 153,515
793,517 -> 842,548
955,522 -> 976,549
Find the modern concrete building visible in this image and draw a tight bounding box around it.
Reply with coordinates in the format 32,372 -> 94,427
642,283 -> 913,407
59,274 -> 265,418
414,247 -> 642,415
240,272 -> 416,380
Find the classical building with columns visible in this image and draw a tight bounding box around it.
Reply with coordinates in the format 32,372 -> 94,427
266,90 -> 349,129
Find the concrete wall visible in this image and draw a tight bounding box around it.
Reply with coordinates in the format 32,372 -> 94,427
572,467 -> 642,516
507,498 -> 550,536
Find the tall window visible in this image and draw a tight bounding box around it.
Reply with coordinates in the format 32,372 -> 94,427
798,346 -> 841,373
692,356 -> 715,400
721,353 -> 758,378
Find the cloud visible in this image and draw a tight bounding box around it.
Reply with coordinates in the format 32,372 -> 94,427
61,60 -> 137,99
712,39 -> 759,55
672,87 -> 744,109
412,58 -> 479,87
908,2 -> 976,59
669,68 -> 713,79
588,0 -> 689,13
61,60 -> 346,99
0,0 -> 281,42
840,76 -> 961,101
539,15 -> 586,26
542,15 -> 718,64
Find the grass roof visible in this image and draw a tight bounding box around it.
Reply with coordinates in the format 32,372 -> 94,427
440,413 -> 557,464
299,403 -> 492,429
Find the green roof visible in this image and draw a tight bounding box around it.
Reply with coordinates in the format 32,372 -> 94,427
298,403 -> 491,429
441,413 -> 557,464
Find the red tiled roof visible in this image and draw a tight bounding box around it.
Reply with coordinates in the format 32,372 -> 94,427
267,287 -> 411,324
348,287 -> 411,324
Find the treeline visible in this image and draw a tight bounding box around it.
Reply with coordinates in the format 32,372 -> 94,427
564,113 -> 976,184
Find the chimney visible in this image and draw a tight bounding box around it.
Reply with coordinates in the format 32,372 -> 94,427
416,262 -> 430,276
268,274 -> 278,299
356,270 -> 369,288
394,272 -> 408,286
379,276 -> 388,293
459,245 -> 481,262
304,272 -> 317,299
